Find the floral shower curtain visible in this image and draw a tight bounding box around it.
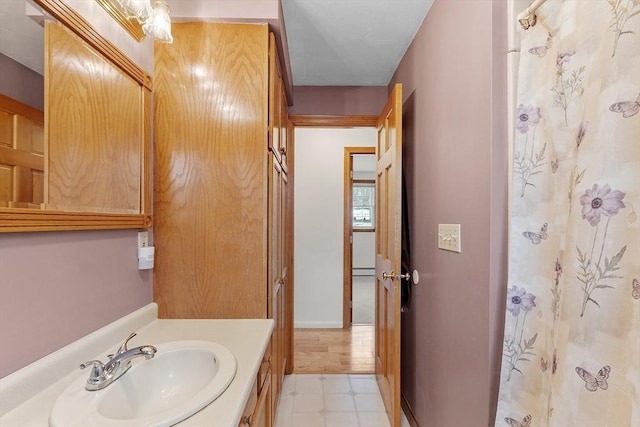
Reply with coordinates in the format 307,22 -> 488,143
496,1 -> 640,426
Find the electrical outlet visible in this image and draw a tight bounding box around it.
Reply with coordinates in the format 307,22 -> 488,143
138,231 -> 148,249
438,224 -> 461,253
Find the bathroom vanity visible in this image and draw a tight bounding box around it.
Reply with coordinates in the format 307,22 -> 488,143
0,303 -> 274,426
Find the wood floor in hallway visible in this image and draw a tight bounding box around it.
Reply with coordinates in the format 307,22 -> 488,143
294,325 -> 375,374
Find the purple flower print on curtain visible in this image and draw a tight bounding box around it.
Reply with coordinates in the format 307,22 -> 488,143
507,286 -> 538,316
580,184 -> 626,226
514,104 -> 546,197
576,184 -> 627,316
517,104 -> 541,133
504,286 -> 538,381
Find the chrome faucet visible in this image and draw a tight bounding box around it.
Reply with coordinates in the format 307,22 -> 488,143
80,332 -> 157,391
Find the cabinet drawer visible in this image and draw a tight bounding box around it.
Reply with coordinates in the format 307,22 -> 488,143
258,344 -> 271,394
238,379 -> 258,427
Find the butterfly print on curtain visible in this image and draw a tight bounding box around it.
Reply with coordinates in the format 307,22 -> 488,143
523,223 -> 548,244
504,414 -> 532,427
529,33 -> 553,58
575,365 -> 611,391
609,93 -> 640,118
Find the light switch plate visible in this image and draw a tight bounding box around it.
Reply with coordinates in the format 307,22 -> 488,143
438,224 -> 461,253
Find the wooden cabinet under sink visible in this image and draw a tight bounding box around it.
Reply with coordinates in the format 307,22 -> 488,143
239,344 -> 272,427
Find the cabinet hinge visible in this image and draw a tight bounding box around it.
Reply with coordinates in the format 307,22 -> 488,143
349,235 -> 353,244
350,300 -> 353,308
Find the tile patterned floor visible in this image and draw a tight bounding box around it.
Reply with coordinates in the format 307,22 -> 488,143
274,374 -> 411,427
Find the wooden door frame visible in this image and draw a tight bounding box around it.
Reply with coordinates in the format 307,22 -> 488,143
342,147 -> 376,328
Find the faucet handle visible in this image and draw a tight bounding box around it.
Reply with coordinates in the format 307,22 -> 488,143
117,332 -> 138,354
80,360 -> 105,383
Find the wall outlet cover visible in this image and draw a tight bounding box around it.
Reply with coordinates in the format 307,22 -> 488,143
138,231 -> 149,249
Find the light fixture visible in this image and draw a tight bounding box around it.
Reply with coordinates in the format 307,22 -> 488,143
142,1 -> 173,43
120,0 -> 150,21
118,0 -> 173,43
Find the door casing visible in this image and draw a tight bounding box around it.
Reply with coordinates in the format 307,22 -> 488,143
342,147 -> 376,328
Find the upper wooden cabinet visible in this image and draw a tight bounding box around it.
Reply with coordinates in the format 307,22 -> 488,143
154,22 -> 270,319
153,23 -> 292,426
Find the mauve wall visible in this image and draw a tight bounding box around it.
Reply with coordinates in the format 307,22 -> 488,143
0,230 -> 152,378
0,53 -> 43,111
289,85 -> 387,115
390,0 -> 507,426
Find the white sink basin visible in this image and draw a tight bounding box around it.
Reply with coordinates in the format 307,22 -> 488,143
49,341 -> 236,427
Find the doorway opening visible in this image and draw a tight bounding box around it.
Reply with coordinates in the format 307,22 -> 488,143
288,84 -> 404,426
290,124 -> 378,375
345,151 -> 377,326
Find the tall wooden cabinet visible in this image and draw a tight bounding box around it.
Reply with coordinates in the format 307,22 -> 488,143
153,23 -> 292,425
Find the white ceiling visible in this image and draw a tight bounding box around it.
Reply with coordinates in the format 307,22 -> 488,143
282,0 -> 434,86
0,0 -> 435,86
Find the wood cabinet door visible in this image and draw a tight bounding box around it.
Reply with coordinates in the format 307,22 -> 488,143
375,83 -> 403,427
268,153 -> 283,417
154,22 -> 269,319
280,171 -> 289,373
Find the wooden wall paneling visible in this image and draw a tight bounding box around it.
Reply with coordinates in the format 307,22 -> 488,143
154,23 -> 269,319
46,21 -> 141,214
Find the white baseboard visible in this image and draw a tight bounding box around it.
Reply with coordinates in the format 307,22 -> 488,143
352,268 -> 375,276
294,321 -> 343,329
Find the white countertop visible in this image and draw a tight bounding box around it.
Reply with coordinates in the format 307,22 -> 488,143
0,304 -> 274,427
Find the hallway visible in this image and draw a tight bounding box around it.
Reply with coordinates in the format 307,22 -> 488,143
274,374 -> 410,427
282,327 -> 410,427
294,326 -> 375,374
